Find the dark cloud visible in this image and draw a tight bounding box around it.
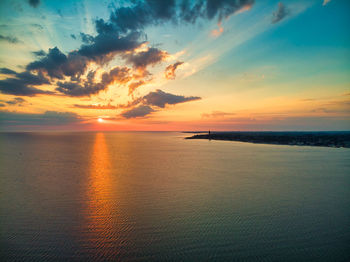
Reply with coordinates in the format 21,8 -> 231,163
26,32 -> 141,82
108,0 -> 254,33
0,70 -> 52,96
27,47 -> 67,78
79,33 -> 93,44
78,31 -> 142,61
27,47 -> 89,79
143,89 -> 201,108
124,47 -> 168,70
203,0 -> 254,21
0,81 -> 50,96
5,97 -> 26,105
108,1 -> 175,34
0,68 -> 17,75
28,0 -> 40,8
121,105 -> 155,118
0,35 -> 21,44
32,50 -> 46,57
165,61 -> 184,79
56,82 -> 94,97
272,2 -> 289,24
0,103 -> 5,107
70,34 -> 76,40
73,103 -> 117,109
0,110 -> 80,126
119,89 -> 201,118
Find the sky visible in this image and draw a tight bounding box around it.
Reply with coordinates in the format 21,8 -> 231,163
0,0 -> 349,131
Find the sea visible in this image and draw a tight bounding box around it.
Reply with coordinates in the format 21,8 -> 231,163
0,131 -> 349,261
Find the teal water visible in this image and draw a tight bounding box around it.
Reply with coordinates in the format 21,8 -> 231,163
0,132 -> 349,261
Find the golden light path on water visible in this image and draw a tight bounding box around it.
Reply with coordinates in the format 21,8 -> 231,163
85,132 -> 118,259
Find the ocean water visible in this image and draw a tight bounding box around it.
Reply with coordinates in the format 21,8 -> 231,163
0,131 -> 349,261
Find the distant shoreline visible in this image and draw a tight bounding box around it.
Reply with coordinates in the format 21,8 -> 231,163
185,131 -> 350,148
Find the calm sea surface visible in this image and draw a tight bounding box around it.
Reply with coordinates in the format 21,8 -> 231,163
0,132 -> 349,261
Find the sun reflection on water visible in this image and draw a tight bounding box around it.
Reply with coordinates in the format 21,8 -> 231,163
85,132 -> 115,258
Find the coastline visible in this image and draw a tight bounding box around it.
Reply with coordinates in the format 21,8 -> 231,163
185,131 -> 350,148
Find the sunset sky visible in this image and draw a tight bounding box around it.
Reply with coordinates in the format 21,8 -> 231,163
0,0 -> 349,131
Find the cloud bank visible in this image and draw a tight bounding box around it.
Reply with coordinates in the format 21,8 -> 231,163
0,0 -> 255,98
0,110 -> 79,126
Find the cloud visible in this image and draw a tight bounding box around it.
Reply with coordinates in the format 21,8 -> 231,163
202,111 -> 236,118
79,33 -> 94,44
73,103 -> 117,109
164,61 -> 184,79
28,0 -> 40,8
32,50 -> 46,57
128,80 -> 146,94
121,105 -> 155,119
0,103 -> 5,107
272,2 -> 289,24
115,98 -> 143,109
0,68 -> 17,75
56,66 -> 131,96
0,110 -> 80,126
143,89 -> 201,108
27,47 -> 89,79
27,47 -> 68,78
27,33 -> 140,81
78,31 -> 142,62
101,66 -> 131,85
204,0 -> 255,21
118,89 -> 201,118
56,82 -> 96,97
0,71 -> 52,96
5,97 -> 26,105
24,0 -> 255,80
107,1 -> 176,34
0,35 -> 21,44
211,22 -> 224,37
107,0 -> 254,30
9,1 -> 248,99
123,47 -> 168,70
31,23 -> 43,30
323,0 -> 331,6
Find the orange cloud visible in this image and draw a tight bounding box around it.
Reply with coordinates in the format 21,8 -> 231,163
164,61 -> 184,80
211,22 -> 224,37
73,103 -> 117,109
235,3 -> 253,14
128,80 -> 146,95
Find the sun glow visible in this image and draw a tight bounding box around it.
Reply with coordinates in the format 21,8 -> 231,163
98,118 -> 103,123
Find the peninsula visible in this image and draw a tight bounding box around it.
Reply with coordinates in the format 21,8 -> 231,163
185,131 -> 350,148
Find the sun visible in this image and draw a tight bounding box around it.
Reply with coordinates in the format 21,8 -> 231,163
97,118 -> 103,123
